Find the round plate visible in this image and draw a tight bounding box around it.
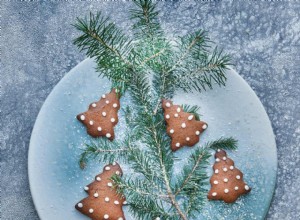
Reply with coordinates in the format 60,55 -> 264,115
29,58 -> 277,220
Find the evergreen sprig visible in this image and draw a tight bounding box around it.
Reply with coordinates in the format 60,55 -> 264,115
74,1 -> 235,219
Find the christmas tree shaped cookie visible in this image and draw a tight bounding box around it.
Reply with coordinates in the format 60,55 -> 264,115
208,149 -> 251,203
162,99 -> 208,151
75,162 -> 126,220
77,89 -> 120,140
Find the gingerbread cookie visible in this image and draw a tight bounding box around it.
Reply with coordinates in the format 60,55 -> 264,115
162,99 -> 208,151
75,162 -> 126,220
207,149 -> 251,203
77,89 -> 120,140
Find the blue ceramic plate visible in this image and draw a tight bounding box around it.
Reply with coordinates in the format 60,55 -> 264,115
28,58 -> 277,220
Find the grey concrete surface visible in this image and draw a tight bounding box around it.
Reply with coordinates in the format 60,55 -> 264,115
1,0 -> 300,219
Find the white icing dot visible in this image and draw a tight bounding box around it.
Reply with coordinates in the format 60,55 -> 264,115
116,171 -> 120,175
111,118 -> 116,122
89,208 -> 94,213
181,123 -> 186,128
123,201 -> 127,205
176,107 -> 181,113
245,185 -> 250,190
235,186 -> 239,191
224,189 -> 229,193
105,166 -> 111,171
97,127 -> 102,131
94,192 -> 99,198
96,177 -> 101,181
166,114 -> 170,119
84,186 -> 89,191
230,166 -> 234,170
224,178 -> 228,183
118,218 -> 124,220
92,103 -> 97,107
106,133 -> 111,138
112,162 -> 116,165
105,197 -> 110,202
215,169 -> 219,174
174,113 -> 179,117
113,103 -> 118,108
89,120 -> 94,125
104,214 -> 109,219
102,112 -> 107,117
216,158 -> 220,162
213,180 -> 218,185
202,124 -> 208,130
195,130 -> 200,135
106,100 -> 110,104
188,115 -> 194,120
114,200 -> 119,205
175,143 -> 180,147
236,175 -> 241,180
166,102 -> 171,107
217,149 -> 221,152
223,167 -> 228,172
186,137 -> 190,141
102,94 -> 106,98
77,203 -> 83,208
107,182 -> 113,187
170,129 -> 174,134
80,115 -> 85,121
222,156 -> 227,161
212,192 -> 217,197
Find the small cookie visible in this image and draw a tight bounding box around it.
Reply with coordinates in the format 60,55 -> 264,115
75,162 -> 126,220
77,89 -> 120,140
162,99 -> 208,151
207,150 -> 251,203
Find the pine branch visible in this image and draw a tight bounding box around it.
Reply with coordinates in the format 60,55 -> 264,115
174,147 -> 210,197
130,0 -> 162,41
208,137 -> 238,151
173,137 -> 237,217
113,176 -> 169,201
74,2 -> 235,219
167,30 -> 210,74
73,12 -> 134,94
175,47 -> 232,93
79,139 -> 130,169
181,104 -> 201,121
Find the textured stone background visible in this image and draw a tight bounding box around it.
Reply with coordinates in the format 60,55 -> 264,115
1,0 -> 300,219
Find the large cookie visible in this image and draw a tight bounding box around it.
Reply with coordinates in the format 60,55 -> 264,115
207,149 -> 251,203
162,99 -> 208,151
77,89 -> 120,140
75,162 -> 126,220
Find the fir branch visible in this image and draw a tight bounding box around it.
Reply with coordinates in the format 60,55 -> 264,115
175,47 -> 232,93
73,12 -> 134,94
130,0 -> 162,41
174,147 -> 210,197
209,137 -> 238,151
112,176 -> 169,201
181,104 -> 201,121
174,137 -> 237,218
168,30 -> 210,74
79,139 -> 129,169
74,2 -> 235,219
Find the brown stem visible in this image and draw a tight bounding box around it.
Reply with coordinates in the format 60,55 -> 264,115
151,126 -> 188,220
95,148 -> 128,153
